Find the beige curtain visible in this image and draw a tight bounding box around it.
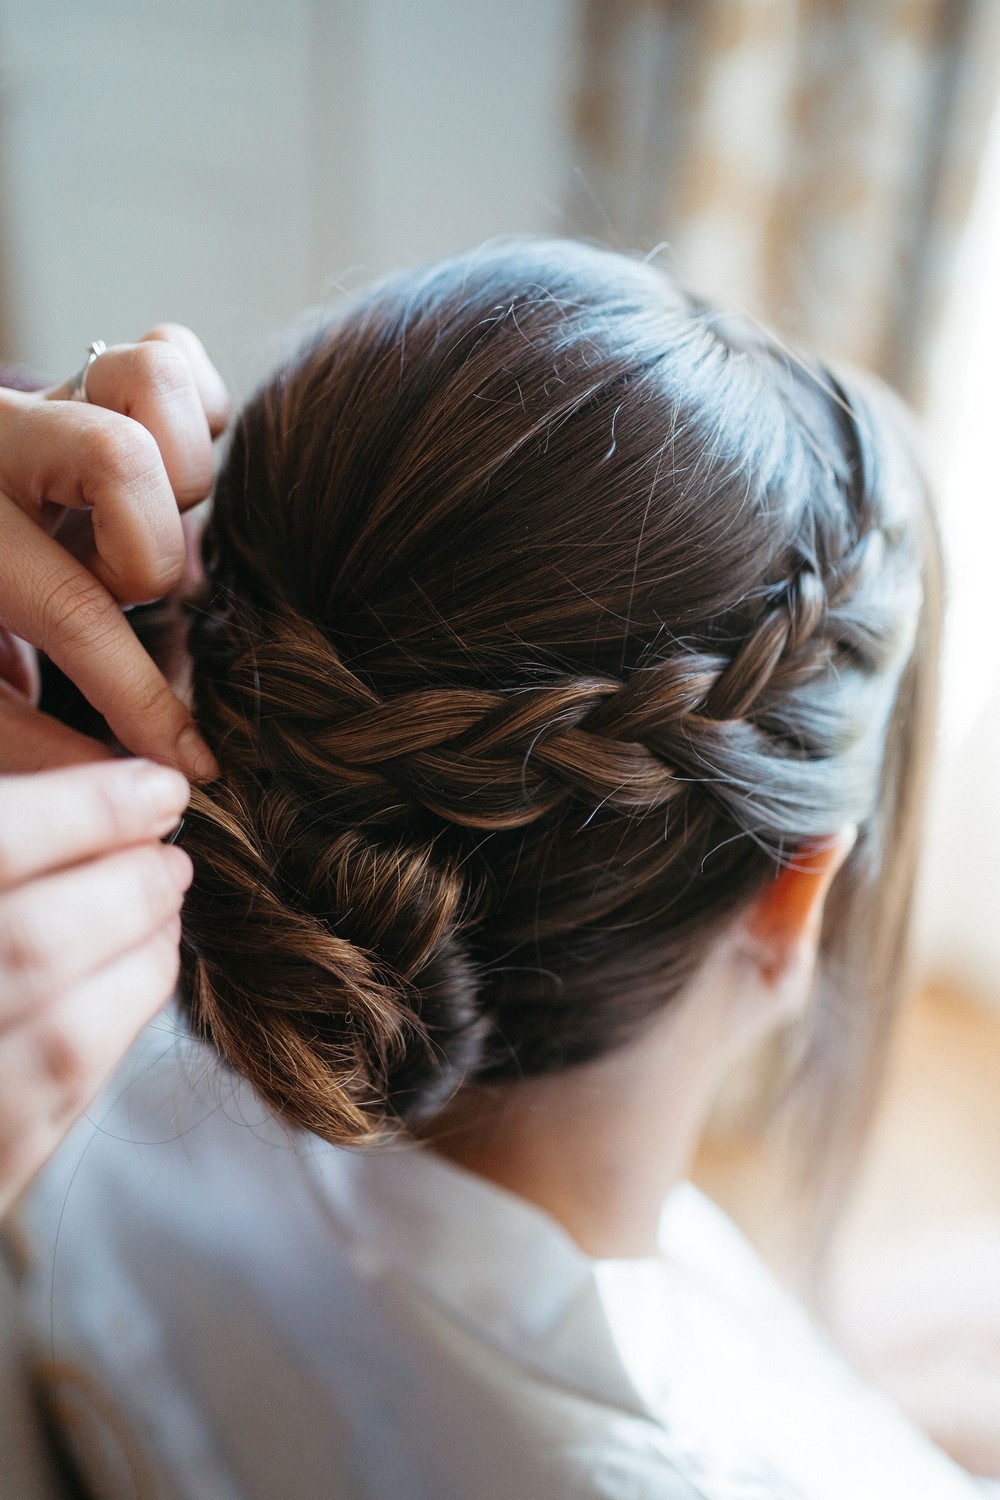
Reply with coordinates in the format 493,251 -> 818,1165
570,0 -> 1000,404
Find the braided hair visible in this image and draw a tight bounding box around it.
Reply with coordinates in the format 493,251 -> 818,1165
179,240 -> 937,1176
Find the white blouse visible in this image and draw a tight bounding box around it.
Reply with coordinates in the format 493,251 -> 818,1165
10,1012 -> 988,1500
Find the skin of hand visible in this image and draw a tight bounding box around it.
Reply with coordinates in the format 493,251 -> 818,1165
0,324 -> 226,1214
0,323 -> 228,781
0,758 -> 192,1216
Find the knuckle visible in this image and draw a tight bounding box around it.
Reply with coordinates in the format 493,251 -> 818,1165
0,899 -> 50,984
0,1135 -> 25,1196
131,548 -> 185,604
38,568 -> 114,653
81,413 -> 159,488
174,457 -> 214,509
89,774 -> 143,848
134,848 -> 181,923
0,831 -> 18,888
143,322 -> 186,345
127,672 -> 184,733
34,1018 -> 88,1094
129,340 -> 190,403
78,418 -> 127,480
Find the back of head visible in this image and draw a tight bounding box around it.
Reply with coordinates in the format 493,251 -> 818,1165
180,239 -> 936,1195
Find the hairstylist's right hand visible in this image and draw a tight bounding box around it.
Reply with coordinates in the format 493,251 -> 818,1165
0,759 -> 191,1217
0,323 -> 227,781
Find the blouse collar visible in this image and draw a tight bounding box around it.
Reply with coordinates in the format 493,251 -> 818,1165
300,1136 -> 665,1420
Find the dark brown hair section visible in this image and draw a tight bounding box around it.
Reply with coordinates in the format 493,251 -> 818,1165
179,240 -> 937,1192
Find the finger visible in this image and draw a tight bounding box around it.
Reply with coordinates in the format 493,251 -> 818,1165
0,760 -> 189,889
0,917 -> 182,1207
0,628 -> 40,703
34,918 -> 183,1110
81,341 -> 215,510
0,843 -> 191,1018
0,403 -> 185,604
0,682 -> 112,773
0,502 -> 217,778
141,323 -> 230,437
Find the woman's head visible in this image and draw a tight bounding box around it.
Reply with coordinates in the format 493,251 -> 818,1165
179,239 -> 936,1180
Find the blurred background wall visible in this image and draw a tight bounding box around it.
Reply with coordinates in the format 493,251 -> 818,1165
0,0 -> 999,1007
0,0 -> 578,391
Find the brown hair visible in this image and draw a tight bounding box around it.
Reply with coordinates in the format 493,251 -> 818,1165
179,240 -> 938,1201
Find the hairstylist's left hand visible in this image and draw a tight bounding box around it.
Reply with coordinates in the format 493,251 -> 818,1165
0,758 -> 191,1217
0,324 -> 227,780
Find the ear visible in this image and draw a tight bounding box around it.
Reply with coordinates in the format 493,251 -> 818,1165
744,827 -> 857,986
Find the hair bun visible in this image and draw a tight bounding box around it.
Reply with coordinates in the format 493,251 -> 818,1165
179,781 -> 488,1142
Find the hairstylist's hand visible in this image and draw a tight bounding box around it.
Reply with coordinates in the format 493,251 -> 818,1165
0,324 -> 227,780
0,759 -> 191,1217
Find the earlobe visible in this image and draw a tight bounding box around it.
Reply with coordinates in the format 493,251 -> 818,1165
745,827 -> 857,984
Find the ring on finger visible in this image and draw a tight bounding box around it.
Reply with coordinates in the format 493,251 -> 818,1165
67,341 -> 108,403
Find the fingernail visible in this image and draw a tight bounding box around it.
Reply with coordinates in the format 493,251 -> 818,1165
127,761 -> 190,820
161,844 -> 193,892
176,724 -> 220,783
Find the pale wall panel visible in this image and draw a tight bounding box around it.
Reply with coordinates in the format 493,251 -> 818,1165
0,0 -> 578,399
